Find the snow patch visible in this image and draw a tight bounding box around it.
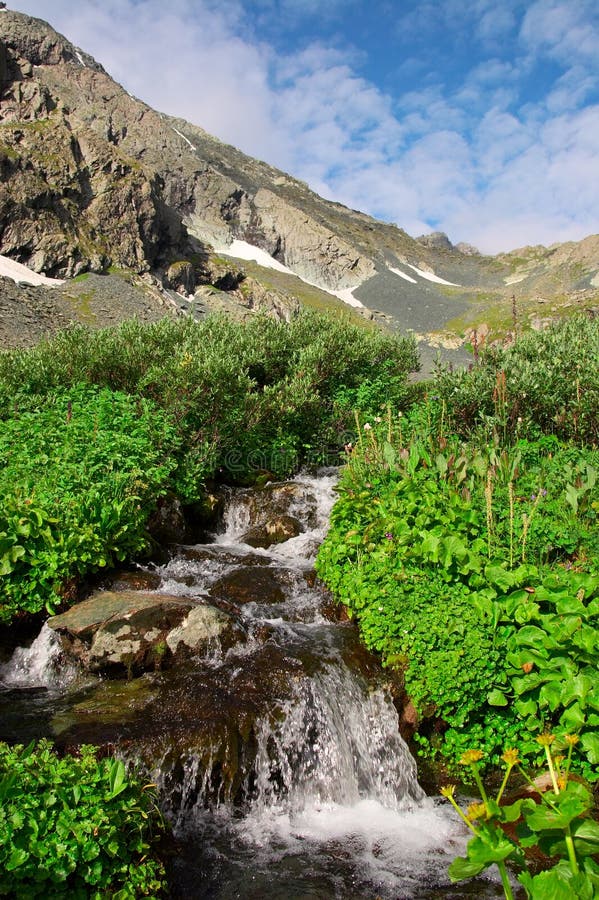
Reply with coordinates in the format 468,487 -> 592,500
405,264 -> 459,286
504,275 -> 526,285
75,50 -> 86,67
226,240 -> 364,308
172,127 -> 195,151
0,255 -> 64,287
590,272 -> 599,288
388,266 -> 417,284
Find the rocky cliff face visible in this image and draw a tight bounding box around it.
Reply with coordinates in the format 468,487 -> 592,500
0,9 -> 597,350
0,10 -> 482,289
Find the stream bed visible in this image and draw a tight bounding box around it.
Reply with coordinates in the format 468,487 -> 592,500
0,471 -> 503,898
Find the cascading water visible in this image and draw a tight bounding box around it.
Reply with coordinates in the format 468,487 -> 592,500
0,471 -> 502,897
0,622 -> 77,689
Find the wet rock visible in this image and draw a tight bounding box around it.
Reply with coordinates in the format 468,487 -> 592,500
147,494 -> 188,545
241,515 -> 303,548
178,545 -> 272,568
48,590 -> 244,676
54,643 -> 310,805
210,567 -> 286,606
101,569 -> 162,592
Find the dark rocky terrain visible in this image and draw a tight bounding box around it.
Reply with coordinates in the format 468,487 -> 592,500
0,8 -> 597,354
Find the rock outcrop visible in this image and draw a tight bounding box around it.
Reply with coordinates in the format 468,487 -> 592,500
48,590 -> 245,676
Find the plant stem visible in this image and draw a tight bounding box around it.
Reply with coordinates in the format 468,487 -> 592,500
496,763 -> 514,804
564,830 -> 580,875
497,860 -> 515,900
544,745 -> 560,794
471,765 -> 490,814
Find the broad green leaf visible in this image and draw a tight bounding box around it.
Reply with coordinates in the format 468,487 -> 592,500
487,689 -> 508,706
581,731 -> 599,764
448,856 -> 487,882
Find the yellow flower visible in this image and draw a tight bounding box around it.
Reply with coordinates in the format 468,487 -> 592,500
440,784 -> 457,799
501,748 -> 520,766
466,802 -> 487,821
564,734 -> 580,746
459,749 -> 484,765
536,733 -> 555,747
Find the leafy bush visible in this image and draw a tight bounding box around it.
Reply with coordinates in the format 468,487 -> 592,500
316,406 -> 599,774
0,740 -> 166,898
434,315 -> 599,444
0,312 -> 419,483
0,385 -> 179,623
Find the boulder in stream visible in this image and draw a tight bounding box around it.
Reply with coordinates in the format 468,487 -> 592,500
241,514 -> 303,548
48,590 -> 245,676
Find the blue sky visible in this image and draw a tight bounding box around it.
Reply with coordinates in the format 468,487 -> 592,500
8,0 -> 599,253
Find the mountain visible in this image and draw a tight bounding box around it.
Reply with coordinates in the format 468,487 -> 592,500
0,8 -> 598,357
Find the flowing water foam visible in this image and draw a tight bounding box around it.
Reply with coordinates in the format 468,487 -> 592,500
150,472 -> 473,896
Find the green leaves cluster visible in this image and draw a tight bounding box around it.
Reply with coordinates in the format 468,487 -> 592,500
0,740 -> 166,898
316,394 -> 599,773
446,741 -> 599,900
0,385 -> 179,623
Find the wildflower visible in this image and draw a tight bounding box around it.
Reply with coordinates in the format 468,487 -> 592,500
459,749 -> 484,765
397,411 -> 403,417
536,733 -> 555,747
517,417 -> 522,423
440,784 -> 456,799
385,532 -> 394,540
530,493 -> 536,501
374,416 -> 382,423
363,423 -> 372,431
541,489 -> 547,497
466,802 -> 486,821
564,734 -> 580,746
521,661 -> 534,673
501,749 -> 520,766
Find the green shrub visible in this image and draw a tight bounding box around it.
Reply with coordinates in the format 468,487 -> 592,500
0,312 -> 418,484
434,315 -> 599,444
0,740 -> 166,898
0,384 -> 179,623
316,407 -> 599,774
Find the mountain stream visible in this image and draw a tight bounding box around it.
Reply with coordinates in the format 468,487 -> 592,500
0,471 -> 502,898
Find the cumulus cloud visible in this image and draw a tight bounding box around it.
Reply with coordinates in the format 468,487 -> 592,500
7,0 -> 599,253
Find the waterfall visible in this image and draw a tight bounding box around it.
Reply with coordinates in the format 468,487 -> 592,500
2,471 -> 483,897
0,623 -> 77,689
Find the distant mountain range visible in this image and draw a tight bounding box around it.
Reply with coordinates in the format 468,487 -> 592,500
0,8 -> 598,361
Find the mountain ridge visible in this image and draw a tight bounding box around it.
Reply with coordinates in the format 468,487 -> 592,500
0,8 -> 597,354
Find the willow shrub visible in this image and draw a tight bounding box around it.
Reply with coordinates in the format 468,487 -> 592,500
434,314 -> 599,444
0,311 -> 419,484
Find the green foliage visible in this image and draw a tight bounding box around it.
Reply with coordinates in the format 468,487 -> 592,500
433,314 -> 599,444
316,402 -> 599,774
0,313 -> 418,622
444,741 -> 599,900
0,312 -> 418,485
0,740 -> 166,897
0,385 -> 179,623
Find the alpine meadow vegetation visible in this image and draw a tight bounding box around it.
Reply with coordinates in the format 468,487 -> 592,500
0,311 -> 418,624
315,314 -> 599,896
